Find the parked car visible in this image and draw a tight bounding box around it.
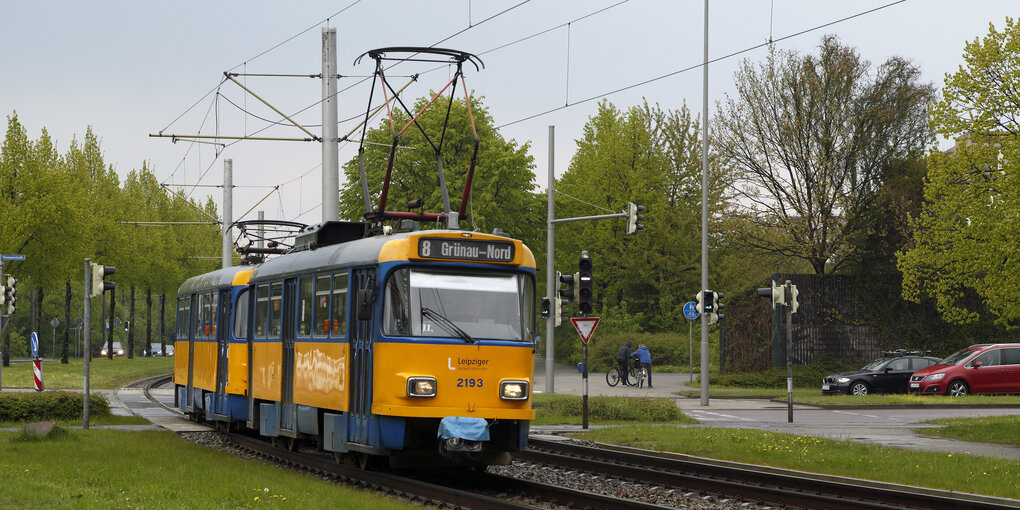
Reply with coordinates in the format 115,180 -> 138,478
822,350 -> 941,396
100,341 -> 125,357
145,344 -> 175,357
909,343 -> 1020,396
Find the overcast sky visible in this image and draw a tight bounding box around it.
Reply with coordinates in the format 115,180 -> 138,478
1,1 -> 1015,228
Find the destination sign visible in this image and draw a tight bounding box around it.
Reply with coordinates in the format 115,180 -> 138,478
417,237 -> 515,263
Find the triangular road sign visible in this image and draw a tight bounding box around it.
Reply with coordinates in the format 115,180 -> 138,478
570,317 -> 601,344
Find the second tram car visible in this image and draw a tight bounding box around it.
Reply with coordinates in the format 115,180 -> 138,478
174,223 -> 537,467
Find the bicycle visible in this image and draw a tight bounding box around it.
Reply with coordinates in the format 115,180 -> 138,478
606,359 -> 634,387
631,355 -> 647,389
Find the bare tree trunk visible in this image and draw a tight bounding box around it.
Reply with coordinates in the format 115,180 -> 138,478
128,285 -> 135,359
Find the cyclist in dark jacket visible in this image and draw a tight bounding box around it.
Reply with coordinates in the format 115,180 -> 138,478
632,344 -> 652,388
615,341 -> 633,385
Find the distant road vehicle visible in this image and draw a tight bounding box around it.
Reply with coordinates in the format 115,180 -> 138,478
145,344 -> 174,357
822,350 -> 940,396
909,343 -> 1020,396
100,341 -> 125,357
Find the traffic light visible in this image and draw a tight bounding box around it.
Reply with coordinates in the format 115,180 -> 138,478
702,289 -> 715,314
712,291 -> 725,324
625,202 -> 645,235
90,263 -> 116,297
540,298 -> 551,318
757,280 -> 786,307
558,271 -> 576,303
578,251 -> 593,315
789,284 -> 800,314
553,296 -> 563,327
1,275 -> 17,315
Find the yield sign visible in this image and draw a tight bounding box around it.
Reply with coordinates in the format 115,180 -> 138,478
570,317 -> 601,344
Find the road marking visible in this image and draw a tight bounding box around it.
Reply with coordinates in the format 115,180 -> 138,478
832,410 -> 878,418
687,411 -> 753,421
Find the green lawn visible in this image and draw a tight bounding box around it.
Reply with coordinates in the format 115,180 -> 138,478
532,393 -> 696,425
922,415 -> 1020,446
573,425 -> 1020,500
1,357 -> 173,390
676,388 -> 1020,406
0,429 -> 416,509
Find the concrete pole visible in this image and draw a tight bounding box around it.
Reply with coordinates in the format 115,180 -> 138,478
222,159 -> 233,269
700,0 -> 711,406
321,27 -> 340,222
545,126 -> 556,394
83,259 -> 91,430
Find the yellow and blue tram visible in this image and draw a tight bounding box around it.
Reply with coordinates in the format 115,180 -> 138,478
174,222 -> 537,466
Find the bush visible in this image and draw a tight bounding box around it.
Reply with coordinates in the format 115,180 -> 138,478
533,395 -> 687,422
0,391 -> 109,422
584,331 -> 702,372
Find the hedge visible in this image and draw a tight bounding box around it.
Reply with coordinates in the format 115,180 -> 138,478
0,391 -> 109,422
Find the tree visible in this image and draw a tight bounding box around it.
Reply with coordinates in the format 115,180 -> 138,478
339,94 -> 541,247
899,18 -> 1020,326
715,36 -> 935,274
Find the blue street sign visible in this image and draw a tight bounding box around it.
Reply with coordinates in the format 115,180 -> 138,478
30,331 -> 40,358
1,254 -> 26,261
683,301 -> 700,320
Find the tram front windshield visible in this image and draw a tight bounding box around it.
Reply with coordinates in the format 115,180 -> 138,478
383,268 -> 534,342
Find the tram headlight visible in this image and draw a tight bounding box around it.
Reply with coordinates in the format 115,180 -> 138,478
499,380 -> 529,401
407,377 -> 437,398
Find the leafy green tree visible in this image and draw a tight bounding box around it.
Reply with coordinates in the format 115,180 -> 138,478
899,18 -> 1020,326
339,94 -> 541,247
715,36 -> 935,274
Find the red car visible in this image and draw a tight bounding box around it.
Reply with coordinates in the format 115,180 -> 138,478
909,343 -> 1020,396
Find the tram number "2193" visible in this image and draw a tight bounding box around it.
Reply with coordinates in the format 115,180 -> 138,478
457,378 -> 483,388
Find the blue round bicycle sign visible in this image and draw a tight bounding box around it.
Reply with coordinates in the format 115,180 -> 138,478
683,301 -> 700,320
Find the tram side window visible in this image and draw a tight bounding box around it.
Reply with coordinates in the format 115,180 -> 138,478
254,284 -> 269,338
210,291 -> 218,337
383,268 -> 410,336
269,282 -> 283,337
298,277 -> 313,337
234,289 -> 249,340
332,272 -> 348,337
196,293 -> 206,338
177,296 -> 190,339
314,275 -> 330,337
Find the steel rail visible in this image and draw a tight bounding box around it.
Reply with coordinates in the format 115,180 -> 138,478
525,438 -> 1019,510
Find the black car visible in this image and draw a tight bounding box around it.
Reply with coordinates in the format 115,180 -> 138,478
821,351 -> 941,396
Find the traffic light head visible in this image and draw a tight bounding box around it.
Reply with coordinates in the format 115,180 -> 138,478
2,275 -> 16,315
540,298 -> 551,318
625,202 -> 645,235
702,289 -> 715,313
578,251 -> 593,315
757,280 -> 785,307
558,271 -> 576,303
90,263 -> 116,297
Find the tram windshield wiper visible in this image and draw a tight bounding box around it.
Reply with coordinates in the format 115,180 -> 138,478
421,307 -> 475,344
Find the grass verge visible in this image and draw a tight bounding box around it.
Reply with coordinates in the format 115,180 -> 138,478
1,358 -> 173,390
921,415 -> 1020,446
675,388 -> 1020,406
532,394 -> 696,426
0,429 -> 416,509
573,425 -> 1020,500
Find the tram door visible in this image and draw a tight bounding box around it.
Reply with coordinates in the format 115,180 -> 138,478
347,269 -> 375,445
184,294 -> 196,413
280,278 -> 297,432
213,288 -> 231,417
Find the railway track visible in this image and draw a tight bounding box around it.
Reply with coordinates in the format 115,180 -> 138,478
226,431 -> 663,509
523,437 -> 1019,510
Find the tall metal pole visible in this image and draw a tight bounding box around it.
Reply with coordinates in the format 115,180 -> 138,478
786,281 -> 794,423
699,0 -> 711,406
83,259 -> 91,430
545,126 -> 556,393
222,159 -> 233,269
321,27 -> 340,222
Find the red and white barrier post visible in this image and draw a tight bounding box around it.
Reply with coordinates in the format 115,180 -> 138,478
31,331 -> 43,391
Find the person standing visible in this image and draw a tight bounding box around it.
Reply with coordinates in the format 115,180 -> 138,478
632,344 -> 652,388
615,340 -> 633,386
